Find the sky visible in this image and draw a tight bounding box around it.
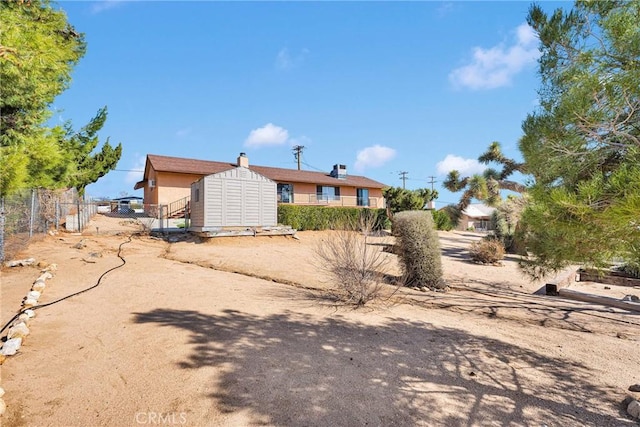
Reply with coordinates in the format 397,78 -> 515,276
52,0 -> 567,207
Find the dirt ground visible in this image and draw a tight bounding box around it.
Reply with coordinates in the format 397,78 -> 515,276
1,214 -> 639,427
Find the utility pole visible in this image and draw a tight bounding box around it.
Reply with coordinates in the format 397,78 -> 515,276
399,171 -> 408,189
292,145 -> 305,170
426,176 -> 437,210
427,176 -> 437,192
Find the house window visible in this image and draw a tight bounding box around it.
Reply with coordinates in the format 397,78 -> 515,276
317,186 -> 340,201
194,188 -> 200,202
357,188 -> 369,206
278,183 -> 293,203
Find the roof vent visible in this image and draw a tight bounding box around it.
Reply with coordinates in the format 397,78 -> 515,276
330,164 -> 347,179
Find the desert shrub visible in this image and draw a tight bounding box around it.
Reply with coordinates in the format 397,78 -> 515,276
490,196 -> 527,254
314,214 -> 393,306
392,210 -> 444,289
431,209 -> 454,231
469,238 -> 505,264
278,205 -> 388,231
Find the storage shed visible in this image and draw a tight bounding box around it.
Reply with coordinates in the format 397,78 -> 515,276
189,164 -> 277,232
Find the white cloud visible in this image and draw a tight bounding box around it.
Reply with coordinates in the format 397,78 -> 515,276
126,155 -> 146,184
91,0 -> 127,14
175,127 -> 192,138
449,23 -> 540,90
276,48 -> 309,71
354,145 -> 396,172
244,123 -> 289,148
436,154 -> 485,176
436,2 -> 455,18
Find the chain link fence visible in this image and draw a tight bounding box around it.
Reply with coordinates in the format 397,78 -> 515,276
0,188 -> 76,262
0,189 -> 186,262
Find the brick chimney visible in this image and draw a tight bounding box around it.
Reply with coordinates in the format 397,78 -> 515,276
237,152 -> 249,168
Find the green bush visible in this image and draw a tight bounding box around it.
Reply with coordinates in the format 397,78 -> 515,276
431,209 -> 454,231
393,210 -> 444,289
278,205 -> 389,231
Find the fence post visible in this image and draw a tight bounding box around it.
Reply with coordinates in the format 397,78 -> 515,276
55,199 -> 59,230
77,200 -> 81,232
159,205 -> 165,233
29,189 -> 36,237
0,198 -> 5,262
184,203 -> 189,233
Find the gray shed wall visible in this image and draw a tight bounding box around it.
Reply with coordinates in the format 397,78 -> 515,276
192,167 -> 277,229
190,179 -> 206,228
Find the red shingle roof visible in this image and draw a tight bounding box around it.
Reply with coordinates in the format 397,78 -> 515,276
137,154 -> 388,189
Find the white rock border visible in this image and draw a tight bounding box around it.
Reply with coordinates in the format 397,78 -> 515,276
0,264 -> 56,418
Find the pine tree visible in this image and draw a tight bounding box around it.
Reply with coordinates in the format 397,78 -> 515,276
519,1 -> 640,278
0,0 -> 121,196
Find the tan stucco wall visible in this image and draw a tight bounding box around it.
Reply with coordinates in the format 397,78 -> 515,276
144,170 -> 385,209
288,181 -> 385,208
157,172 -> 202,206
140,171 -> 203,206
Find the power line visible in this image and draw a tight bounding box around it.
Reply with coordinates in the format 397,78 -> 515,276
301,161 -> 326,173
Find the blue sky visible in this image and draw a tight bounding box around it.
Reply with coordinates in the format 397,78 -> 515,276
53,0 -> 565,206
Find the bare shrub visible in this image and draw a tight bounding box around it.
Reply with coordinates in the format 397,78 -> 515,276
469,239 -> 505,265
393,210 -> 444,289
315,214 -> 393,306
136,217 -> 156,234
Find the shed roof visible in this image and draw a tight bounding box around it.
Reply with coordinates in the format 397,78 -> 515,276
135,154 -> 387,189
462,204 -> 496,218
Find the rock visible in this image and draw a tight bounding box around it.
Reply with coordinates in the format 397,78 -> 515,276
73,239 -> 87,249
0,398 -> 5,416
27,290 -> 41,301
623,294 -> 640,302
4,258 -> 36,268
630,384 -> 640,392
37,272 -> 53,281
24,309 -> 36,318
22,298 -> 38,308
17,314 -> 30,325
45,263 -> 58,271
419,287 -> 428,292
32,282 -> 46,292
7,322 -> 30,339
0,338 -> 23,356
628,399 -> 640,419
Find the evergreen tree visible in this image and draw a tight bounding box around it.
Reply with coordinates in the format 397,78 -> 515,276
519,1 -> 640,278
0,0 -> 121,196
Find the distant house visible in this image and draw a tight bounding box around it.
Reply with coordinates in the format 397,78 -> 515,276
457,204 -> 496,231
134,153 -> 387,216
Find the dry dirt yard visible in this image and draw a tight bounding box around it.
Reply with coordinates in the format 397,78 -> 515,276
1,214 -> 639,427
